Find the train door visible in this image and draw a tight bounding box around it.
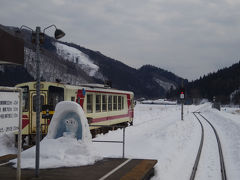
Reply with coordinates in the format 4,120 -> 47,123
20,86 -> 30,135
47,86 -> 64,129
30,92 -> 46,134
127,94 -> 134,125
48,86 -> 64,109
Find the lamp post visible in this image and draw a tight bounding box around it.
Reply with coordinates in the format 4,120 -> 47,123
19,25 -> 65,177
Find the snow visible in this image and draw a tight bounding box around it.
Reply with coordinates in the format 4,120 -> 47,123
0,133 -> 17,156
153,77 -> 176,91
47,101 -> 92,141
11,137 -> 102,169
55,42 -> 99,77
92,103 -> 240,180
10,101 -> 102,169
200,107 -> 240,180
195,113 -> 221,180
1,103 -> 240,179
141,99 -> 177,105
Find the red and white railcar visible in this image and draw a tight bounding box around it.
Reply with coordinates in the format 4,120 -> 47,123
15,81 -> 134,144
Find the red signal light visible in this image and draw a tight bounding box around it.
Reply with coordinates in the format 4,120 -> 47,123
181,91 -> 184,94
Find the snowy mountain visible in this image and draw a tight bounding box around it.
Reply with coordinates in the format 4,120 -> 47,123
55,42 -> 99,77
0,24 -> 186,98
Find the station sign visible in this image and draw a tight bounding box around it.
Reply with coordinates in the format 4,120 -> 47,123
0,89 -> 20,134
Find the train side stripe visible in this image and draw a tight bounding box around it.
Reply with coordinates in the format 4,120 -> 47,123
91,113 -> 130,123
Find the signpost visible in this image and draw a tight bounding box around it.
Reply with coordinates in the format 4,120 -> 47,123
0,87 -> 22,180
180,90 -> 184,121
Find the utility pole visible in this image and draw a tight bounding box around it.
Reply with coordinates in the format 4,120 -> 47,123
35,26 -> 41,177
18,24 -> 65,178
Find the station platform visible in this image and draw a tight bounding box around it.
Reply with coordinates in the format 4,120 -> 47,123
0,155 -> 157,180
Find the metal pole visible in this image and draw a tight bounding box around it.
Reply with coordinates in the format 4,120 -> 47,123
17,89 -> 22,180
181,100 -> 184,120
35,26 -> 41,177
181,79 -> 184,121
123,127 -> 125,158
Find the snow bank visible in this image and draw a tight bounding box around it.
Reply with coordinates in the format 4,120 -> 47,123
10,101 -> 102,169
0,133 -> 17,156
11,136 -> 102,169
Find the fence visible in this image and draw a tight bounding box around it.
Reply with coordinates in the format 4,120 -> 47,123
90,125 -> 126,158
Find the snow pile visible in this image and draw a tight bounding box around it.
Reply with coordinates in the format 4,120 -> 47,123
47,101 -> 92,141
55,42 -> 99,77
0,133 -> 17,156
11,101 -> 102,169
11,136 -> 102,169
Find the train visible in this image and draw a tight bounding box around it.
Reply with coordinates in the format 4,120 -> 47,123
15,81 -> 134,145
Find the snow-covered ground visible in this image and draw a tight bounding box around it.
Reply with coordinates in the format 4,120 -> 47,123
141,99 -> 177,105
92,103 -> 240,180
1,103 -> 240,179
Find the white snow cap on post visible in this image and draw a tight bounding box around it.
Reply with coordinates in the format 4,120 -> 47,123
47,101 -> 92,141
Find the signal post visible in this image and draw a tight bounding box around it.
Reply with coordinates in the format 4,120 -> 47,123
180,89 -> 184,120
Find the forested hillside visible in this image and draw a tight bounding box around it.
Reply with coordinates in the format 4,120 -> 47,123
186,61 -> 240,104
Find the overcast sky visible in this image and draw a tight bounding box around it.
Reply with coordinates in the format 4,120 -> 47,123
1,0 -> 240,81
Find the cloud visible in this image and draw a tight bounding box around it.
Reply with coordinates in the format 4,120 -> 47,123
0,0 -> 240,80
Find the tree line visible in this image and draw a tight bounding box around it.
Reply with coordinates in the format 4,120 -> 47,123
167,61 -> 240,105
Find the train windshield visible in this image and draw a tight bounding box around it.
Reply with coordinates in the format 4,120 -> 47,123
33,95 -> 44,112
48,86 -> 64,109
21,86 -> 29,112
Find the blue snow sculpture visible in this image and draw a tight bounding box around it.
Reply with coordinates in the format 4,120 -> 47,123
47,101 -> 91,141
55,112 -> 82,139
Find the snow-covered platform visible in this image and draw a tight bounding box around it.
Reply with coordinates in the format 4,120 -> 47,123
0,155 -> 157,180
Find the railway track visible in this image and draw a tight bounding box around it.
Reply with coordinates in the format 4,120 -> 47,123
191,112 -> 227,180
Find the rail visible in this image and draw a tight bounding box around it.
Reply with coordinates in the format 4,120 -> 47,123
198,113 -> 227,180
90,125 -> 126,158
191,112 -> 204,180
191,112 -> 227,180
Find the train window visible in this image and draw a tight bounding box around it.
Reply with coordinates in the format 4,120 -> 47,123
121,96 -> 124,109
113,96 -> 117,111
96,95 -> 101,112
33,95 -> 44,112
71,96 -> 75,101
21,86 -> 29,112
48,86 -> 64,109
108,95 -> 112,111
131,99 -> 134,108
77,97 -> 80,104
102,95 -> 107,112
87,94 -> 93,113
118,96 -> 122,110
